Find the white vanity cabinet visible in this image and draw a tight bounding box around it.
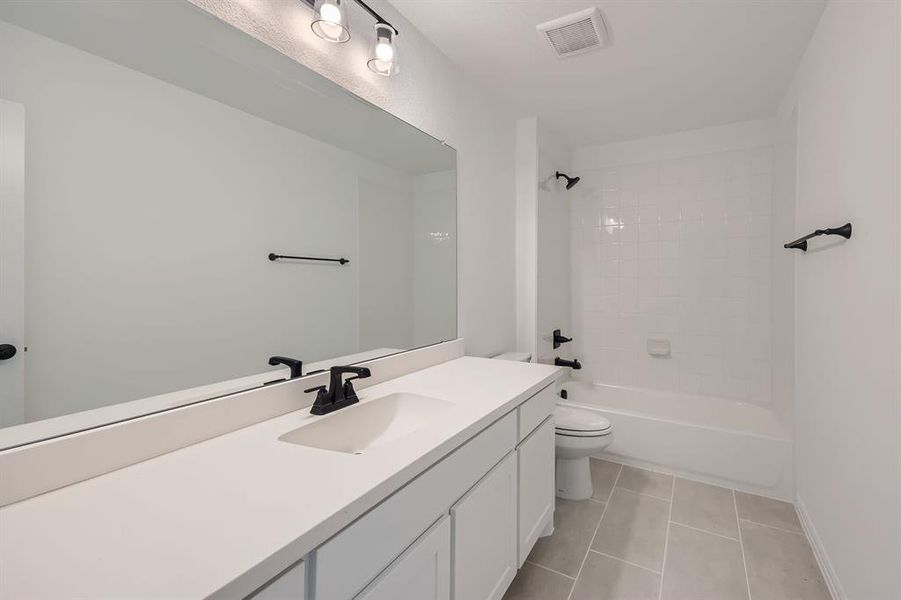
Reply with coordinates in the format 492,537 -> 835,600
451,452 -> 518,600
275,382 -> 557,600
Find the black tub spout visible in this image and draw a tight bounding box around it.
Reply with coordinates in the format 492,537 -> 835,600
555,357 -> 582,370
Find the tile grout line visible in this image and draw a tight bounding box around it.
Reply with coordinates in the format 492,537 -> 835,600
566,462 -> 623,600
656,473 -> 676,600
738,517 -> 805,536
524,560 -> 576,581
734,490 -> 753,600
588,549 -> 662,575
668,519 -> 740,542
614,487 -> 673,502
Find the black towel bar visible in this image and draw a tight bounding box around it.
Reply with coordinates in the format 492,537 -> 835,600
784,223 -> 852,252
269,253 -> 349,265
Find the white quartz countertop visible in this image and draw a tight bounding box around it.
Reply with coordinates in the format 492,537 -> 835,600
0,357 -> 560,599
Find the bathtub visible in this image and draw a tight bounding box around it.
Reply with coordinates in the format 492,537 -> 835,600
560,381 -> 794,500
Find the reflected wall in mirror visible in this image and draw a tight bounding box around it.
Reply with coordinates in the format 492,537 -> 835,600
0,1 -> 456,439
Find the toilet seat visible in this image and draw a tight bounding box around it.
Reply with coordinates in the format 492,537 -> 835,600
554,405 -> 612,437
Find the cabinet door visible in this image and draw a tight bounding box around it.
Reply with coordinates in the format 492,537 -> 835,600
356,516 -> 451,600
451,452 -> 517,600
517,417 -> 555,566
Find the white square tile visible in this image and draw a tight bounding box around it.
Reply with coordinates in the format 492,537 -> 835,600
621,206 -> 640,224
620,222 -> 639,242
639,242 -> 658,260
639,223 -> 659,242
659,241 -> 680,259
639,205 -> 660,224
749,147 -> 773,175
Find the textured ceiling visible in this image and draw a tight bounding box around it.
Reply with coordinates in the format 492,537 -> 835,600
391,0 -> 826,147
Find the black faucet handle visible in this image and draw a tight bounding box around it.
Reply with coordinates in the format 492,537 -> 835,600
269,356 -> 303,379
329,365 -> 371,387
345,366 -> 372,382
304,385 -> 327,394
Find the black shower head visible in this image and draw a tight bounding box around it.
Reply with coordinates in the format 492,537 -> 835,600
556,171 -> 580,190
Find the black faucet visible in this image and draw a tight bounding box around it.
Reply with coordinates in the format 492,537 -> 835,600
269,356 -> 303,379
305,365 -> 372,415
553,329 -> 573,349
555,357 -> 582,370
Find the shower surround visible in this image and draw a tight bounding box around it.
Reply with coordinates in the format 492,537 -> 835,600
569,119 -> 788,412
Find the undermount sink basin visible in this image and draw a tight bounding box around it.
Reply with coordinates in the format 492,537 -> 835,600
279,393 -> 454,454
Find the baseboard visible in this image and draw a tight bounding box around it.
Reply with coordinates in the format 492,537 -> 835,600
795,495 -> 844,600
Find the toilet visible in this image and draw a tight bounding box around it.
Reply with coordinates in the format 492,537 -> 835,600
493,352 -> 614,501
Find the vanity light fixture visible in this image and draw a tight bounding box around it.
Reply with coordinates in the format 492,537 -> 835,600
368,23 -> 399,76
311,0 -> 350,43
307,0 -> 400,76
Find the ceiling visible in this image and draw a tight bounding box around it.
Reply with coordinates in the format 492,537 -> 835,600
390,0 -> 826,147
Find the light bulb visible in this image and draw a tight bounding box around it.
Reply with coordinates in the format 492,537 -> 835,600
375,41 -> 394,62
311,0 -> 349,43
319,2 -> 341,23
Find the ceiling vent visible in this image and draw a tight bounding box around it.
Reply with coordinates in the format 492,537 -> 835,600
537,7 -> 610,58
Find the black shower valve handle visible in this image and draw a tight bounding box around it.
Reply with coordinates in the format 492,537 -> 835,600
553,329 -> 573,349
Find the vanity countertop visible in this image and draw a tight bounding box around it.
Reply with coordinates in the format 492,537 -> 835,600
0,356 -> 560,599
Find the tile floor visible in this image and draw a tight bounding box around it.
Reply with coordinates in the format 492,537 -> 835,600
504,459 -> 832,600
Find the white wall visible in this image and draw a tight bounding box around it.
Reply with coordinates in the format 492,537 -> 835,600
190,0 -> 517,358
536,124 -> 572,364
515,117 -> 539,361
570,120 -> 783,409
778,2 -> 901,598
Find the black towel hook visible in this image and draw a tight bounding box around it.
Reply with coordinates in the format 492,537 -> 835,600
784,223 -> 852,252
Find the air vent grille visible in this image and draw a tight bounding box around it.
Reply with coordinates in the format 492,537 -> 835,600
537,7 -> 610,58
545,18 -> 600,55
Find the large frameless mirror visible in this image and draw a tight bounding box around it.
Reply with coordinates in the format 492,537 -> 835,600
0,0 -> 457,446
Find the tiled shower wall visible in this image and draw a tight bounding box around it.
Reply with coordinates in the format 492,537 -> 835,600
570,132 -> 775,404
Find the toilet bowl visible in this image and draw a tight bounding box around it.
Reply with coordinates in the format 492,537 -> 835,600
492,351 -> 615,500
553,404 -> 613,500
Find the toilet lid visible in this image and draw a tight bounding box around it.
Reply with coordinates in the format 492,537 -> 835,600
554,405 -> 611,434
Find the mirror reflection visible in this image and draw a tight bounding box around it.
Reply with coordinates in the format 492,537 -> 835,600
0,1 -> 456,433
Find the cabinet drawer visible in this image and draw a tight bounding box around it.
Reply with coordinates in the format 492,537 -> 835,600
517,383 -> 556,441
312,411 -> 517,600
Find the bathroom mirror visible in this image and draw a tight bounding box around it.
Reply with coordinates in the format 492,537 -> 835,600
0,1 -> 457,443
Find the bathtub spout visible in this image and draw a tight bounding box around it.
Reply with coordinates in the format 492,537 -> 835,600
555,357 -> 582,370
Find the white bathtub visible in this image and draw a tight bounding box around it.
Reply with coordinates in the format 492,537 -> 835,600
560,381 -> 794,500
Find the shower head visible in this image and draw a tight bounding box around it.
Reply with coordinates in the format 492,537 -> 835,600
556,171 -> 580,190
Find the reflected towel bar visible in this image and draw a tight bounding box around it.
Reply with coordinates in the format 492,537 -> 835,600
784,223 -> 852,252
269,253 -> 350,265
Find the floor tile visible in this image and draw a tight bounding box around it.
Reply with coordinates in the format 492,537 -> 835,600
571,552 -> 660,600
502,561 -> 573,600
616,465 -> 673,499
740,520 -> 831,600
529,498 -> 606,577
735,491 -> 802,532
591,488 -> 669,572
590,458 -> 621,502
661,523 -> 749,600
670,478 -> 739,538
